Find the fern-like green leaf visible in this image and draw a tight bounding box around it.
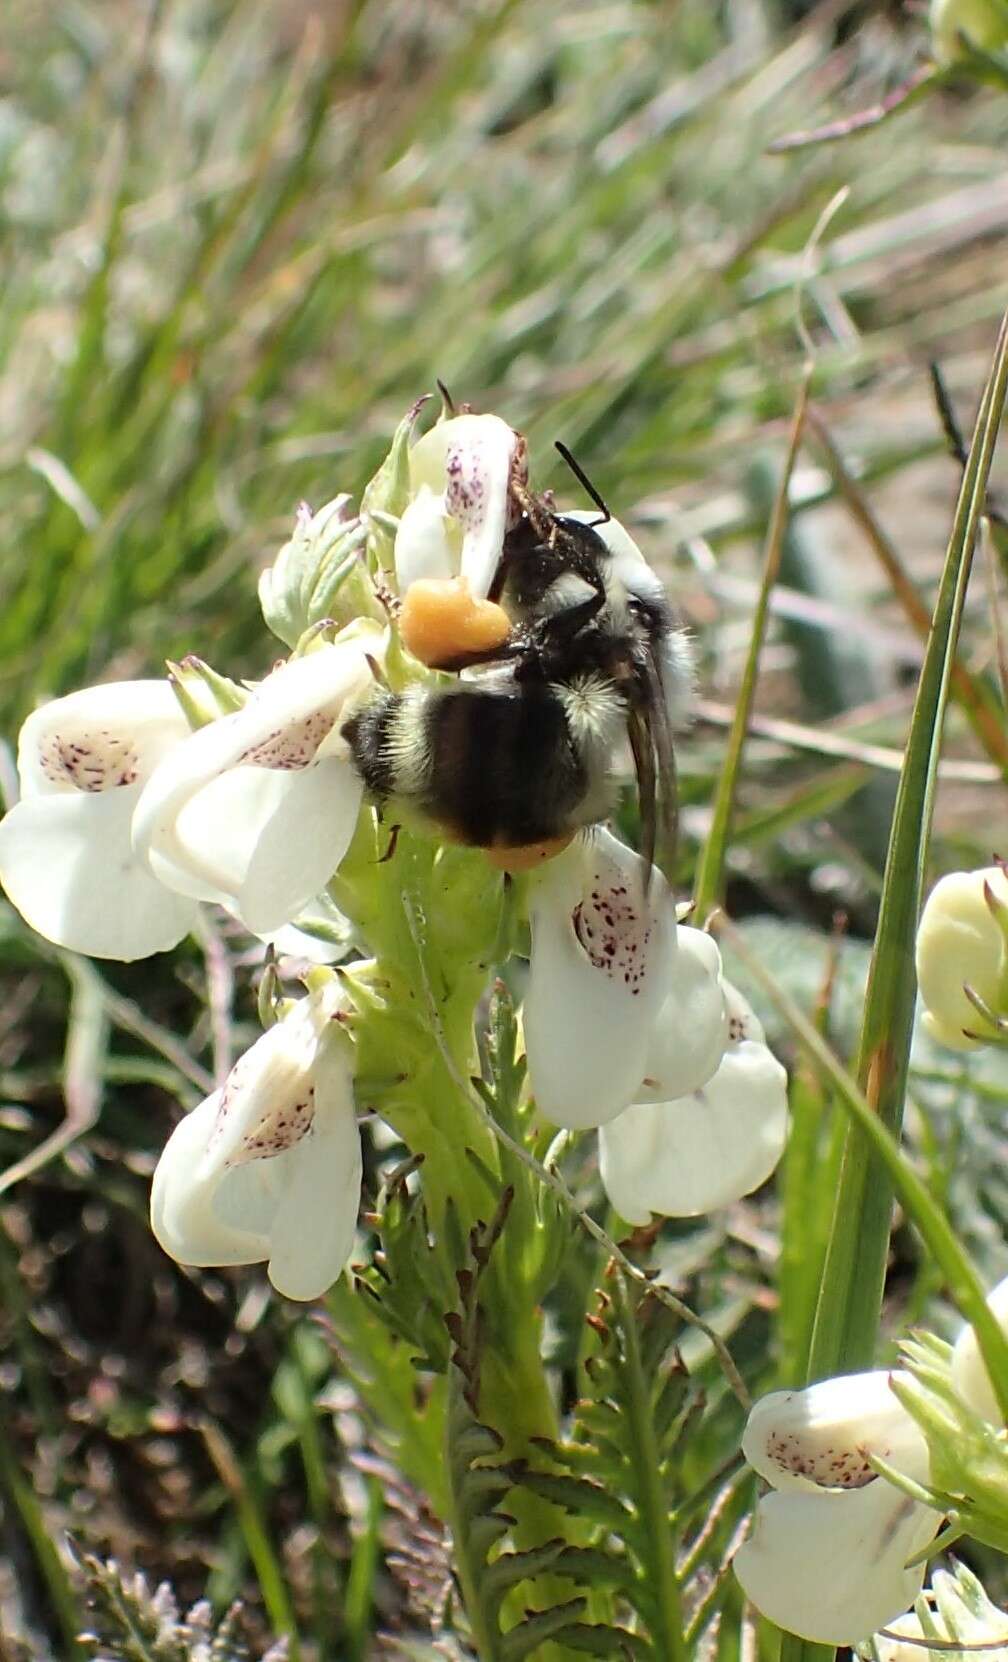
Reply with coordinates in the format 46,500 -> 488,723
443,1197 -> 645,1661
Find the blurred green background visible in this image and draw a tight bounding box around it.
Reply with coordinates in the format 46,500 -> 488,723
2,1 -> 1008,1657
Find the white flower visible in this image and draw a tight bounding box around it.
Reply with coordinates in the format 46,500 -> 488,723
916,865 -> 1008,1050
735,1372 -> 938,1644
736,1278 -> 1008,1644
737,1477 -> 938,1645
598,981 -> 788,1220
523,829 -> 727,1129
394,413 -> 524,599
132,630 -> 383,936
151,984 -> 360,1301
0,680 -> 198,960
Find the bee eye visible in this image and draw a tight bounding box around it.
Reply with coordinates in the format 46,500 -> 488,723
626,593 -> 658,626
625,587 -> 672,640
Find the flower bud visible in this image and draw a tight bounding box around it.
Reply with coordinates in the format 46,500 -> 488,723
259,496 -> 382,649
915,865 -> 1008,1049
360,396 -> 428,569
950,1272 -> 1008,1423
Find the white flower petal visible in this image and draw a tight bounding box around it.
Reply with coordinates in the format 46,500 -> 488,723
0,786 -> 197,959
599,977 -> 777,1222
207,996 -> 326,1169
642,927 -> 728,1100
524,829 -> 675,1129
238,758 -> 363,933
874,1611 -> 930,1662
734,1482 -> 938,1644
597,1105 -> 663,1225
950,1273 -> 1008,1424
261,890 -> 356,965
394,487 -> 455,592
133,638 -> 379,929
267,1079 -> 362,1299
151,1092 -> 272,1267
407,413 -> 521,599
16,679 -> 188,798
0,679 -> 198,958
742,1372 -> 931,1492
599,1030 -> 787,1220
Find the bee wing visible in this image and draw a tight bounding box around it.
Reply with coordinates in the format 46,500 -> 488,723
646,654 -> 680,880
626,704 -> 658,887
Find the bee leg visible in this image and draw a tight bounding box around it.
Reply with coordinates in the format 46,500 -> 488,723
514,587 -> 607,679
535,586 -> 606,643
427,636 -> 527,673
377,823 -> 402,864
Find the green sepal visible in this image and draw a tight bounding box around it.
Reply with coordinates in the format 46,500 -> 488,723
361,394 -> 430,574
167,655 -> 246,728
889,1366 -> 1008,1532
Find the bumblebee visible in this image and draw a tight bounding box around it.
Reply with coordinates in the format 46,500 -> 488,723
342,450 -> 693,874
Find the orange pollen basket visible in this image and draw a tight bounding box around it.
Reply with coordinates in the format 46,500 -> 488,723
399,576 -> 511,668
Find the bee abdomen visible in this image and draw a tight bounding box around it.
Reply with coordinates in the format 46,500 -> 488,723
343,682 -> 593,847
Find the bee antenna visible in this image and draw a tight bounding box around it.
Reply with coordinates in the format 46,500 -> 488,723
436,378 -> 456,416
555,441 -> 611,526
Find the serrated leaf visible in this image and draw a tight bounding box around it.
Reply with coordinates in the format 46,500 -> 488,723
500,1599 -> 588,1661
550,1624 -> 652,1658
450,1418 -> 504,1463
484,1541 -> 630,1601
512,1468 -> 633,1531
